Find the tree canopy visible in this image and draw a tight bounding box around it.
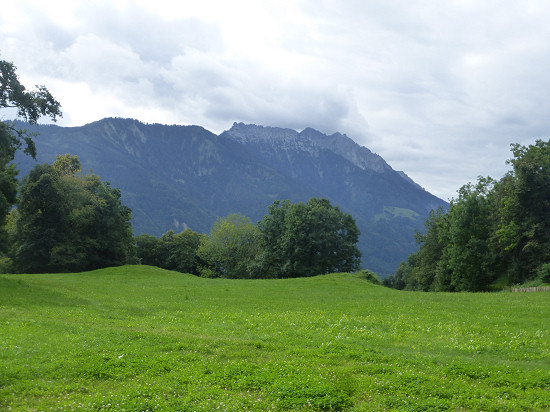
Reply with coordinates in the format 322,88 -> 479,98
197,214 -> 260,278
0,58 -> 62,254
138,199 -> 362,279
384,139 -> 550,291
13,155 -> 135,273
135,229 -> 202,275
257,198 -> 361,277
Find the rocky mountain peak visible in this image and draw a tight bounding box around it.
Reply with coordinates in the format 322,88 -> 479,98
225,123 -> 394,175
298,127 -> 392,174
227,122 -> 299,143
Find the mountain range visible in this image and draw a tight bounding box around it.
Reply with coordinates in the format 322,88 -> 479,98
13,118 -> 447,274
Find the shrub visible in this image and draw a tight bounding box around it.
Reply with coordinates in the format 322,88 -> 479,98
0,257 -> 13,274
356,269 -> 381,285
538,263 -> 550,284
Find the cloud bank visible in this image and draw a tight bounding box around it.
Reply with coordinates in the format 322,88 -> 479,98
2,0 -> 550,200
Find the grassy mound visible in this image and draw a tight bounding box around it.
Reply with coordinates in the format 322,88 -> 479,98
1,265 -> 549,410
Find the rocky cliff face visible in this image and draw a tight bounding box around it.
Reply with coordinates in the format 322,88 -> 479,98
221,123 -> 440,214
298,127 -> 392,174
225,122 -> 393,174
14,118 -> 447,274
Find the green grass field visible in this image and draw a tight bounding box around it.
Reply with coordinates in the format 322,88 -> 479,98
1,266 -> 549,411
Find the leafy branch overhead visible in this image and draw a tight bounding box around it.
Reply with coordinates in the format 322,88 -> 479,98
0,60 -> 62,123
1,58 -> 62,252
0,60 -> 62,159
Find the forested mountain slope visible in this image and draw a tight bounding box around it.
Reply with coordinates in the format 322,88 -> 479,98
14,118 -> 446,274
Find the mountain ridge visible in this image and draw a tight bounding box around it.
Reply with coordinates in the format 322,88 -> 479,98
226,122 -> 393,174
13,117 -> 447,274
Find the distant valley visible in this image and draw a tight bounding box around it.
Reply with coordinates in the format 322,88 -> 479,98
14,118 -> 447,274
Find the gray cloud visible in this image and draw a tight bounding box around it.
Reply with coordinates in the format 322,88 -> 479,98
2,1 -> 550,200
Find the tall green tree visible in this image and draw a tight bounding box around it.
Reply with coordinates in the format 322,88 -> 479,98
135,233 -> 162,267
406,207 -> 448,291
435,179 -> 496,291
255,200 -> 293,277
0,58 -> 61,251
257,198 -> 361,277
197,214 -> 260,278
166,229 -> 202,274
382,259 -> 411,290
14,163 -> 68,272
391,139 -> 550,292
14,155 -> 134,273
497,140 -> 550,283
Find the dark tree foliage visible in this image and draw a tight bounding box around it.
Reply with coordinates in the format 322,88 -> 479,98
165,230 -> 202,274
257,198 -> 361,278
14,163 -> 67,272
135,229 -> 202,275
391,139 -> 550,291
0,156 -> 17,253
135,199 -> 361,279
408,207 -> 448,291
436,179 -> 496,291
14,155 -> 135,273
382,261 -> 408,290
0,59 -> 61,252
497,141 -> 550,283
135,234 -> 162,267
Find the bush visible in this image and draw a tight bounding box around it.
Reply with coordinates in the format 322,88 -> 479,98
538,263 -> 550,284
356,269 -> 381,285
0,257 -> 13,274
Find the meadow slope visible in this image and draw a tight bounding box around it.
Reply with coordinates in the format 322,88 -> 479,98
1,266 -> 549,411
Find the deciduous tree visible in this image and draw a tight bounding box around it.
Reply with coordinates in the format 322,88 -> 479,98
14,155 -> 134,273
257,198 -> 361,277
135,229 -> 202,274
392,139 -> 550,291
497,140 -> 550,283
197,214 -> 260,278
0,58 -> 61,249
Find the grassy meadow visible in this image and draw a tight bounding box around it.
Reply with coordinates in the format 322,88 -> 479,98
1,266 -> 549,411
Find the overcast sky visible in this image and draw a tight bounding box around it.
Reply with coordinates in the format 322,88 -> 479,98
2,1 -> 550,200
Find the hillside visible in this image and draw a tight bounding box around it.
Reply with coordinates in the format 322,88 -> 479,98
1,266 -> 548,410
13,118 -> 447,274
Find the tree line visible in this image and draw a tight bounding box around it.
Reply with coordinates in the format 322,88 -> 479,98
0,58 -> 361,277
384,140 -> 550,291
2,155 -> 361,276
136,199 -> 362,278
